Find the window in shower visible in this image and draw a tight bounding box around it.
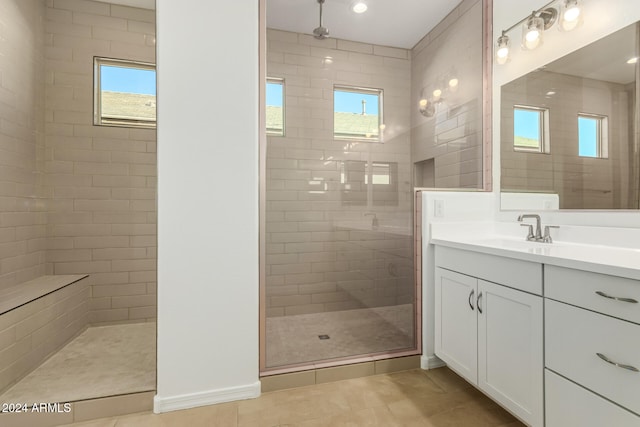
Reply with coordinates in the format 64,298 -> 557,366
578,113 -> 608,158
266,78 -> 285,136
513,105 -> 549,153
93,57 -> 156,128
334,86 -> 383,141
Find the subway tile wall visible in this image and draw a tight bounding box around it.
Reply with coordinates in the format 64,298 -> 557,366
266,29 -> 414,317
0,0 -> 48,290
44,0 -> 156,324
410,0 -> 484,189
501,71 -> 633,209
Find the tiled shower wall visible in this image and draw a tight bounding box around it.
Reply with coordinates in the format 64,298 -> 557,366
501,71 -> 633,209
265,29 -> 413,317
0,0 -> 48,290
44,0 -> 156,324
410,0 -> 484,189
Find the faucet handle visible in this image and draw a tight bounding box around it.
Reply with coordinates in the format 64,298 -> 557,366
520,223 -> 534,241
543,225 -> 559,243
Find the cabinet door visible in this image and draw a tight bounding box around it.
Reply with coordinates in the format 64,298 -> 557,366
477,280 -> 543,427
434,268 -> 478,383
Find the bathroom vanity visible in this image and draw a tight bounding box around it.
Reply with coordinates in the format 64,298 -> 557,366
430,226 -> 640,427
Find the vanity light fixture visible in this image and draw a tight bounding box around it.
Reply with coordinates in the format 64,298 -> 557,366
522,12 -> 545,50
351,0 -> 367,13
495,0 -> 584,64
559,0 -> 582,31
495,32 -> 511,64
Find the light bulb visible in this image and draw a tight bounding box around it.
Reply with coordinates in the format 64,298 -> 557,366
495,34 -> 510,65
525,29 -> 540,43
560,0 -> 582,31
522,15 -> 543,50
563,5 -> 580,22
433,89 -> 442,100
448,78 -> 459,88
419,99 -> 428,108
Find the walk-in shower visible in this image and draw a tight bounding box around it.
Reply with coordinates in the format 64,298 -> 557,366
261,0 -> 487,373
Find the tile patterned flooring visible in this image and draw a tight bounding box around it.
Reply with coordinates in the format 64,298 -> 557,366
62,367 -> 525,427
266,304 -> 415,368
0,323 -> 156,404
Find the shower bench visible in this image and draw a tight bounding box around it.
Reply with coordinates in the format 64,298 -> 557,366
0,274 -> 90,395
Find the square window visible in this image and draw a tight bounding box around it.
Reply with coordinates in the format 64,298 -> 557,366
513,105 -> 549,153
266,78 -> 284,136
578,113 -> 608,158
94,57 -> 156,128
334,86 -> 383,141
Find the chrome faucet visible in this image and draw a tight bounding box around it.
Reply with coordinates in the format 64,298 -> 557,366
364,212 -> 379,230
517,214 -> 542,241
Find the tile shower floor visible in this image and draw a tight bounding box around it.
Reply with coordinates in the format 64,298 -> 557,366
266,304 -> 414,368
0,322 -> 156,404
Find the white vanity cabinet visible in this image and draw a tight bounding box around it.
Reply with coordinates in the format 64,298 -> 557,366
545,266 -> 640,427
434,247 -> 544,427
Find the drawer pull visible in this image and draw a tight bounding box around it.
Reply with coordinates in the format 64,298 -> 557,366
468,290 -> 475,311
595,291 -> 638,304
596,353 -> 640,372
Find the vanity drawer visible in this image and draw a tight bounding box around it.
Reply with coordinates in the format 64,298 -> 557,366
546,299 -> 640,415
545,265 -> 640,324
435,246 -> 542,295
546,369 -> 640,427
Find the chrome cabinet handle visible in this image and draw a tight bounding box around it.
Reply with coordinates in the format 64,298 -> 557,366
596,353 -> 639,372
595,291 -> 638,304
477,292 -> 483,314
468,290 -> 475,310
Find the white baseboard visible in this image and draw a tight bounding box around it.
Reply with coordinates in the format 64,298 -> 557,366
421,355 -> 446,370
154,381 -> 261,413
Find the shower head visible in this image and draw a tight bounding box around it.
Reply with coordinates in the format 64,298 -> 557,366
313,26 -> 329,40
313,0 -> 330,40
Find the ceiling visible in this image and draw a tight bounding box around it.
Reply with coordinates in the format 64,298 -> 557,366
267,0 -> 459,49
545,24 -> 637,85
96,0 -> 460,49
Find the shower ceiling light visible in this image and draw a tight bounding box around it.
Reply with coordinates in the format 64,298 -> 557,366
351,1 -> 367,13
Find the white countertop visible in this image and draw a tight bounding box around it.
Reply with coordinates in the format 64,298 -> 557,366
430,222 -> 640,281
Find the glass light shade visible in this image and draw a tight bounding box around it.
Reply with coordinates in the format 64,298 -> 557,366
432,89 -> 442,100
418,98 -> 428,108
559,0 -> 582,31
522,15 -> 544,50
495,34 -> 510,65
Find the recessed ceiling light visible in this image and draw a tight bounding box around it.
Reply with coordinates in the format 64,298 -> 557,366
351,1 -> 367,13
627,57 -> 638,64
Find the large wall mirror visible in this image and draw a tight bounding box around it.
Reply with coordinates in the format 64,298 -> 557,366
500,21 -> 639,209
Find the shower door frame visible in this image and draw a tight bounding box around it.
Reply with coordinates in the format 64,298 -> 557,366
258,0 -> 493,376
